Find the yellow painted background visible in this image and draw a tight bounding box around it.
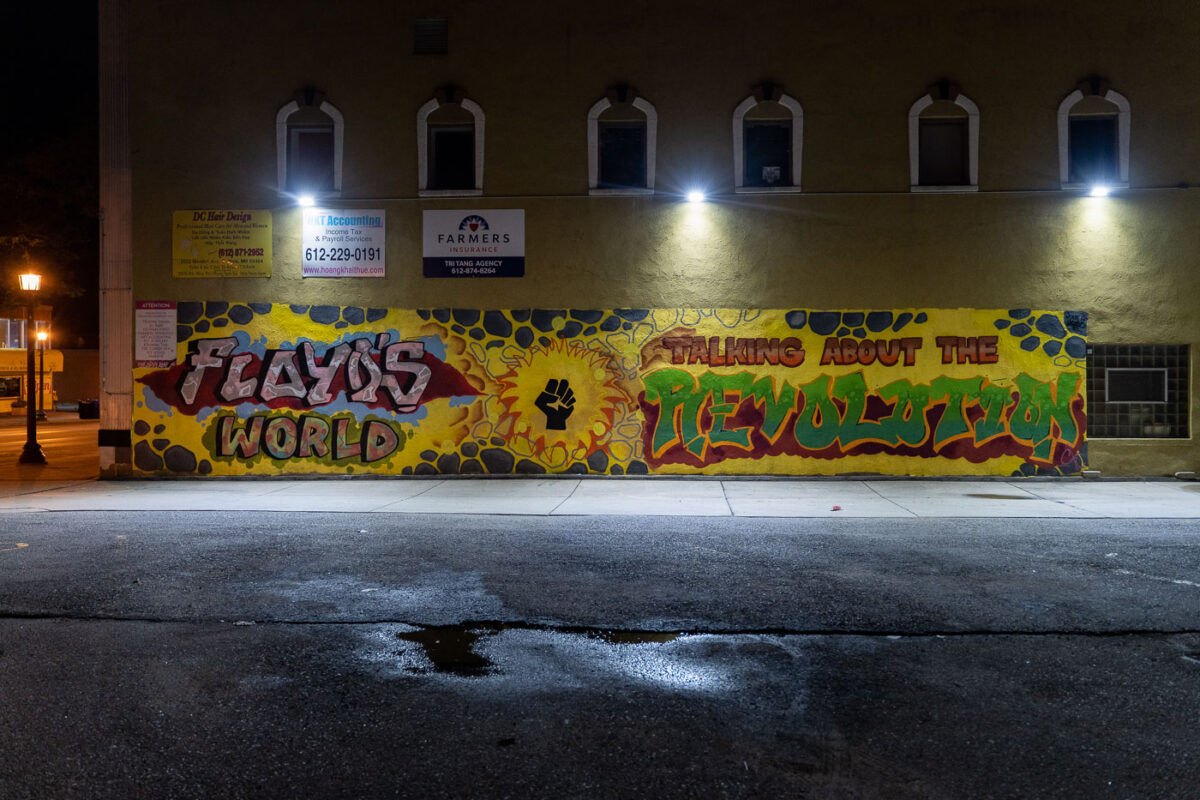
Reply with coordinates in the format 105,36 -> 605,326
131,304 -> 1086,477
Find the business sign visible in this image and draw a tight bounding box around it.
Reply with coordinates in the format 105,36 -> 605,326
0,350 -> 63,372
422,209 -> 525,277
302,209 -> 386,277
172,210 -> 271,277
135,301 -> 178,368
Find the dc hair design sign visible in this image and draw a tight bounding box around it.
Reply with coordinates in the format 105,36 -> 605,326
302,209 -> 386,277
423,210 -> 525,277
172,210 -> 271,277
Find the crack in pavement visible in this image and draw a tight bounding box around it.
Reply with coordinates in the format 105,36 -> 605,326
1,611 -> 1198,638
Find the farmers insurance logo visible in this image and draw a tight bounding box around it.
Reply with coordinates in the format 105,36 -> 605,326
436,215 -> 511,245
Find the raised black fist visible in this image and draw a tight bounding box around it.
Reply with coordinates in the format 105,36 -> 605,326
534,378 -> 575,430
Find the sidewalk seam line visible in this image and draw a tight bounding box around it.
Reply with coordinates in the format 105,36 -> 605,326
861,480 -> 918,516
720,480 -> 734,516
547,478 -> 583,516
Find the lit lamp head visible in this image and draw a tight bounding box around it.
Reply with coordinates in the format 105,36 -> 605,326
1088,184 -> 1111,198
686,190 -> 707,203
298,194 -> 316,207
36,331 -> 48,345
18,272 -> 41,292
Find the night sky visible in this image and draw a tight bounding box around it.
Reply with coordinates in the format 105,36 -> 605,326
1,6 -> 99,348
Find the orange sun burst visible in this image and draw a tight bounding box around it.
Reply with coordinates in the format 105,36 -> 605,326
496,339 -> 631,460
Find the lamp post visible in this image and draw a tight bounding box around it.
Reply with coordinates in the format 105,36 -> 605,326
36,330 -> 48,421
17,273 -> 45,465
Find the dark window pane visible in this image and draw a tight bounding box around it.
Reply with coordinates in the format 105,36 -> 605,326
2,319 -> 22,349
1069,116 -> 1118,183
1087,344 -> 1189,438
1106,369 -> 1167,403
0,376 -> 20,397
744,121 -> 791,186
598,121 -> 646,188
430,125 -> 474,190
919,118 -> 969,186
288,125 -> 334,192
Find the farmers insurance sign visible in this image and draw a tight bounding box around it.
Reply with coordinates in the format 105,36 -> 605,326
422,210 -> 525,277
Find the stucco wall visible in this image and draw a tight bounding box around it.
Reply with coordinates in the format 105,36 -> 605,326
125,0 -> 1200,475
56,349 -> 100,405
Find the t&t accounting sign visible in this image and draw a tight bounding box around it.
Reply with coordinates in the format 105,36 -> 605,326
302,209 -> 386,277
422,210 -> 525,278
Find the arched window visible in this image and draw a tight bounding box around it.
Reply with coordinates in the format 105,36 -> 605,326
587,86 -> 656,195
1058,77 -> 1130,190
276,89 -> 343,197
908,82 -> 979,192
418,87 -> 484,196
733,83 -> 803,193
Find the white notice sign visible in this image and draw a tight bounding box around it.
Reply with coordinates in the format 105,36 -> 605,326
302,209 -> 386,277
135,301 -> 177,368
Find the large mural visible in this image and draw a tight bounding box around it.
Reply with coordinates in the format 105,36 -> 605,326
132,304 -> 1088,477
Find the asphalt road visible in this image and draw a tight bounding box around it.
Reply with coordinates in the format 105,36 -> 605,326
0,411 -> 99,482
1,512 -> 1198,799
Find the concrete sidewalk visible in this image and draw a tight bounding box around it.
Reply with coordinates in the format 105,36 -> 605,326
1,475 -> 1199,517
4,412 -> 1199,518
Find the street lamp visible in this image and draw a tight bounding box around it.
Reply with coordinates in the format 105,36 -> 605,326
36,330 -> 48,421
17,272 -> 45,464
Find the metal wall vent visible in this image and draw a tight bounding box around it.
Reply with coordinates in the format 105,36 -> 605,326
414,19 -> 448,55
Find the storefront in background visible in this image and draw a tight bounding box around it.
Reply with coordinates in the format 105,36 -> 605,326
0,313 -> 61,415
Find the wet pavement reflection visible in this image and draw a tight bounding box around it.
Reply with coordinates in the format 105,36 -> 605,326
392,623 -> 689,680
395,627 -> 497,677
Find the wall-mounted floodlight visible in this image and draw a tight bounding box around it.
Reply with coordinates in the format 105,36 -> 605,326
1088,184 -> 1111,197
298,194 -> 316,207
686,190 -> 706,203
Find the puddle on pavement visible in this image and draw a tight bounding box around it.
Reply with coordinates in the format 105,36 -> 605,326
395,624 -> 682,678
396,627 -> 496,677
585,629 -> 681,645
965,493 -> 1035,500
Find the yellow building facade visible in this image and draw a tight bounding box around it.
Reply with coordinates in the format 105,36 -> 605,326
100,0 -> 1198,477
